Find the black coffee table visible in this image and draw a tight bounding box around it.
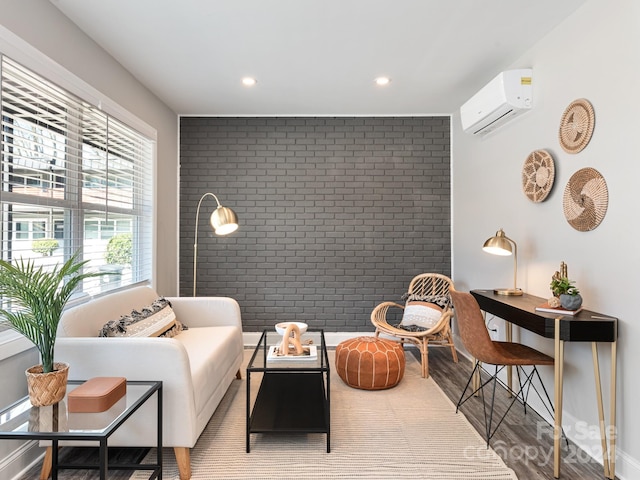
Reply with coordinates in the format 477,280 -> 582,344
246,329 -> 330,453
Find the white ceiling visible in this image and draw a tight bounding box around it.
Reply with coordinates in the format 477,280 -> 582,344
50,0 -> 586,116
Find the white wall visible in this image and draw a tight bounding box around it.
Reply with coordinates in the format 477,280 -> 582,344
0,1 -> 179,478
0,0 -> 179,297
452,0 -> 639,477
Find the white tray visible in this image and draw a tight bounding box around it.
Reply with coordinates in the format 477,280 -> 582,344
267,345 -> 317,361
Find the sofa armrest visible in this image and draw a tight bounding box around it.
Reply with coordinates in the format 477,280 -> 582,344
55,337 -> 199,445
166,296 -> 242,329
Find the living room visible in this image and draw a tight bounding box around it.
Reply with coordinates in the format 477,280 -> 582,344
0,0 -> 637,479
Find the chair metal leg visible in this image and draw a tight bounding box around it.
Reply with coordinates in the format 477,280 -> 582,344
456,361 -> 482,413
458,362 -> 558,446
515,366 -> 527,414
485,365 -> 500,446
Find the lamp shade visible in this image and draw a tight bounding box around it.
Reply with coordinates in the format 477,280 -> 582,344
482,229 -> 512,256
210,206 -> 239,235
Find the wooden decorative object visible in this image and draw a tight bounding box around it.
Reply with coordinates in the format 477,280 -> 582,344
563,167 -> 608,231
278,323 -> 304,356
522,149 -> 555,202
559,98 -> 595,153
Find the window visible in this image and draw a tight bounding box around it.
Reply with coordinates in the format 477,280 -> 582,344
0,56 -> 154,334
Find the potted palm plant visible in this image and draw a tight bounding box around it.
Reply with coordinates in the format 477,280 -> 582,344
0,252 -> 104,406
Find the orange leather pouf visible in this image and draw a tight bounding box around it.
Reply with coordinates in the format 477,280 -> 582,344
335,336 -> 405,390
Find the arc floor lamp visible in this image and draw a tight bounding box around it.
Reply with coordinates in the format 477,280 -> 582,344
193,192 -> 239,297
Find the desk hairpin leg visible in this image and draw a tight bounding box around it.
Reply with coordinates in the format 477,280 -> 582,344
592,338 -> 617,480
554,318 -> 565,479
610,337 -> 617,479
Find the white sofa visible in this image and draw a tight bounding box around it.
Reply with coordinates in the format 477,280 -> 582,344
46,285 -> 244,480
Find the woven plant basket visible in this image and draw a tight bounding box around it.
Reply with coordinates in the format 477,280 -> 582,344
26,362 -> 69,407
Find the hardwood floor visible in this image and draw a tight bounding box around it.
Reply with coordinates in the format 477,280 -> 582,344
18,347 -> 609,479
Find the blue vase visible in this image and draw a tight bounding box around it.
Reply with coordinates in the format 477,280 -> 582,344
560,294 -> 582,311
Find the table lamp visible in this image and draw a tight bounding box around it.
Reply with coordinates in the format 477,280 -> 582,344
193,192 -> 239,296
482,228 -> 523,296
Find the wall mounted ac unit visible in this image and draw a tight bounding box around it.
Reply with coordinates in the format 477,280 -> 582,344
460,69 -> 532,137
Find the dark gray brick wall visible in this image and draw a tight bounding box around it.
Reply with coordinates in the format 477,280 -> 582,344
179,117 -> 451,332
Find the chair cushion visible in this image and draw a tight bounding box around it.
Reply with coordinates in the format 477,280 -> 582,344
399,301 -> 443,330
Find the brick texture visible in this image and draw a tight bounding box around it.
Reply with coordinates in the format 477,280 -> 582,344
179,117 -> 450,332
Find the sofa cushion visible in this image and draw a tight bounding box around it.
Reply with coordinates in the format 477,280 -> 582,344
99,297 -> 182,337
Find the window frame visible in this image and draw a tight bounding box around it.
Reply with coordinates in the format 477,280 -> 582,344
0,27 -> 157,359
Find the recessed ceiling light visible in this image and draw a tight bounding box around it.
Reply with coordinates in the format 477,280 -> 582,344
375,77 -> 391,86
242,77 -> 257,87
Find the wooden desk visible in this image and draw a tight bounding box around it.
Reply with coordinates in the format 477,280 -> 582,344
471,289 -> 617,479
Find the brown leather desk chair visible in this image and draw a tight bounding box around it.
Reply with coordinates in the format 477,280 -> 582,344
450,289 -> 557,445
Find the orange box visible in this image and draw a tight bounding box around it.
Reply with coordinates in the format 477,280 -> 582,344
68,377 -> 127,413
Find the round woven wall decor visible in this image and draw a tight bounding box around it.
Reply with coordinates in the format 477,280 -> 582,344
562,167 -> 608,231
559,98 -> 595,154
522,149 -> 555,202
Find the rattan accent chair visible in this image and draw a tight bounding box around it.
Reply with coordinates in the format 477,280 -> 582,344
370,273 -> 458,378
450,289 -> 558,445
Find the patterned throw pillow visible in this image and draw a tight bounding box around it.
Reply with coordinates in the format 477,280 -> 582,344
401,293 -> 450,309
398,301 -> 443,331
99,297 -> 186,338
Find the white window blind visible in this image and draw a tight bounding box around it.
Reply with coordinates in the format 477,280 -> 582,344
0,56 -> 153,319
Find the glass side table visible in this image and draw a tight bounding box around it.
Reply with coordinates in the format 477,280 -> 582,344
0,380 -> 162,480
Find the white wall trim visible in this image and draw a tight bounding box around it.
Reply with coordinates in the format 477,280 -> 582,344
1,440 -> 41,480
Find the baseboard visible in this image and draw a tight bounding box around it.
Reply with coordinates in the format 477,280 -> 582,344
1,440 -> 43,480
614,449 -> 640,480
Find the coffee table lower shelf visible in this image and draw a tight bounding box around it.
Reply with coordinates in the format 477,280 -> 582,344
247,372 -> 329,452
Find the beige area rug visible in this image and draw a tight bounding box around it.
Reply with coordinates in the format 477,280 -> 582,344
132,350 -> 517,479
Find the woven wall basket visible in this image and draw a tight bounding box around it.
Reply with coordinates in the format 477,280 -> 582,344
26,362 -> 69,407
562,168 -> 608,231
559,98 -> 595,154
522,149 -> 555,202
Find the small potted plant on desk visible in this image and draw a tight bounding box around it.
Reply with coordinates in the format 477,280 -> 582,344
550,275 -> 583,311
0,252 -> 105,406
